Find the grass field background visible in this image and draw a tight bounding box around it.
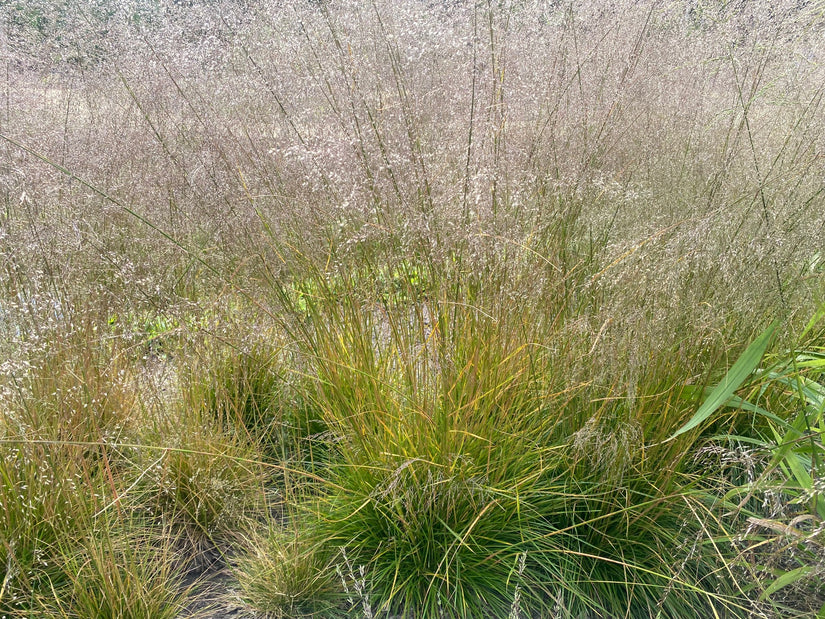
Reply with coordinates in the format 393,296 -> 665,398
2,0 -> 825,616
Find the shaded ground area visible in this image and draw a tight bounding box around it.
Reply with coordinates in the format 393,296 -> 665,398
180,557 -> 252,619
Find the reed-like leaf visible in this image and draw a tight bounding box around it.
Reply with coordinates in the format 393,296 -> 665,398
669,321 -> 778,441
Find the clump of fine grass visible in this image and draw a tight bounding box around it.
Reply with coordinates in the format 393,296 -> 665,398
180,335 -> 286,459
0,305 -> 139,616
3,307 -> 138,448
53,520 -> 189,619
262,243 -> 760,618
127,403 -> 271,547
0,441 -> 79,616
0,439 -> 189,619
0,303 -> 196,618
3,0 -> 825,617
235,523 -> 346,619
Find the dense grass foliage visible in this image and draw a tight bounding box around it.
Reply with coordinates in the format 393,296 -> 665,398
2,0 -> 825,617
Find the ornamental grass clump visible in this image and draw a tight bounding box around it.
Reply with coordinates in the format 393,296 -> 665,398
0,306 -> 139,616
181,336 -> 284,456
267,246 -> 758,618
55,521 -> 189,619
235,523 -> 346,619
128,405 -> 270,545
0,441 -> 78,616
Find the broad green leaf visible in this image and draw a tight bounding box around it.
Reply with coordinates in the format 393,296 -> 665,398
708,433 -> 778,447
668,322 -> 778,441
795,351 -> 825,369
786,452 -> 812,490
765,374 -> 825,409
760,565 -> 813,600
770,413 -> 810,472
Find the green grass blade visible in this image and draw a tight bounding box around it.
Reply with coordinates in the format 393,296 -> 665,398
668,322 -> 778,441
759,565 -> 814,601
800,305 -> 825,340
720,394 -> 792,430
